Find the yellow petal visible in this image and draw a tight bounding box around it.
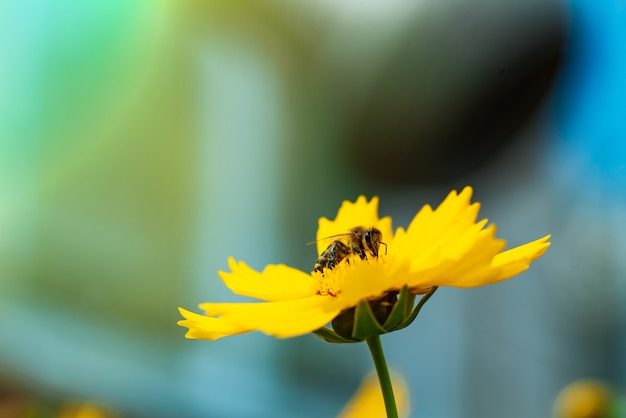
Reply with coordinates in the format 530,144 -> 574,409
316,196 -> 393,256
219,257 -> 316,301
199,295 -> 345,339
437,225 -> 503,280
199,261 -> 408,339
398,233 -> 550,288
491,235 -> 551,281
339,260 -> 402,305
390,187 -> 550,288
178,307 -> 252,340
394,187 -> 483,263
400,224 -> 506,288
338,372 -> 410,418
441,235 -> 550,287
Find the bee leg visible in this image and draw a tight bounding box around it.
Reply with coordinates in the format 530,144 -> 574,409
352,245 -> 366,259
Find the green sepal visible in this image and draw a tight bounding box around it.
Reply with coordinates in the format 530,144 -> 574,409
351,300 -> 387,340
382,286 -> 415,330
313,326 -> 360,344
394,286 -> 438,331
315,287 -> 439,343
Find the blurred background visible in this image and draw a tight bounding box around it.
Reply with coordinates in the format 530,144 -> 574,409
1,0 -> 625,417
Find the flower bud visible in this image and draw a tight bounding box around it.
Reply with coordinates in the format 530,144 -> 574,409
314,286 -> 436,343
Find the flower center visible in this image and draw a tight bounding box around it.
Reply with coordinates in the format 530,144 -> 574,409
312,255 -> 392,297
312,260 -> 350,297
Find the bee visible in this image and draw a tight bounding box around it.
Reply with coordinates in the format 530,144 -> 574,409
312,227 -> 385,273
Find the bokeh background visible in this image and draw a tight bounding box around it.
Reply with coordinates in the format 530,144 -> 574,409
1,0 -> 625,417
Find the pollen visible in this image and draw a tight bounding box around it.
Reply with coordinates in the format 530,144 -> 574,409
313,255 -> 392,297
313,264 -> 347,297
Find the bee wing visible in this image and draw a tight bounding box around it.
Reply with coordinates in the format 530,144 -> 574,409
306,232 -> 350,246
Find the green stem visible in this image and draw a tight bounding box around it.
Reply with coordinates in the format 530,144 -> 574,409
366,335 -> 398,418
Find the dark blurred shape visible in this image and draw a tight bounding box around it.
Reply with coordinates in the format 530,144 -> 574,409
0,379 -> 49,418
348,0 -> 566,184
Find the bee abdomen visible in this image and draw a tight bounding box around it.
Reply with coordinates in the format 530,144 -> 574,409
313,240 -> 351,273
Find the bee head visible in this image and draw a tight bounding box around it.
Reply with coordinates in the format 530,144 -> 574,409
362,227 -> 384,257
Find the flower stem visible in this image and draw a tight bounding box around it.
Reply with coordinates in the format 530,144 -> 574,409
366,335 -> 398,418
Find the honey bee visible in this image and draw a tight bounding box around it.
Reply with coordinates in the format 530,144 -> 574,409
312,227 -> 385,273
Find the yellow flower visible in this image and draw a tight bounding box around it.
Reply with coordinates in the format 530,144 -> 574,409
57,403 -> 115,418
553,380 -> 623,418
178,187 -> 550,342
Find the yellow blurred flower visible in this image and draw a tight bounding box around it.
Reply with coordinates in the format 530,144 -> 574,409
338,373 -> 410,418
553,380 -> 623,418
178,187 -> 550,341
57,402 -> 115,418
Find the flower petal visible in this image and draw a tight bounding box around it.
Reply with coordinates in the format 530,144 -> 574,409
339,262 -> 397,303
402,223 -> 506,286
198,295 -> 346,339
178,307 -> 251,340
491,235 -> 551,281
316,196 -> 393,256
388,187 -> 551,288
397,230 -> 550,288
219,257 -> 316,301
428,235 -> 551,287
393,187 -> 482,263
